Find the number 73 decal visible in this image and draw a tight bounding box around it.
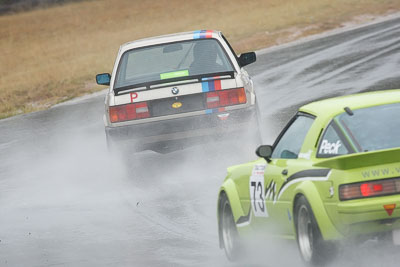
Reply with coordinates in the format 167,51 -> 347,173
249,164 -> 269,217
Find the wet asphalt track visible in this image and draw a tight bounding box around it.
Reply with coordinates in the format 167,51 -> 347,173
1,16 -> 400,267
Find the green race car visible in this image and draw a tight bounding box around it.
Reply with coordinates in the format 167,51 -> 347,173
217,89 -> 400,265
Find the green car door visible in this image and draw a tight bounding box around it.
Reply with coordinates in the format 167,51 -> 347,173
248,113 -> 316,235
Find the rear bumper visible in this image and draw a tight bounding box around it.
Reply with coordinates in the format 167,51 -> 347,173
325,194 -> 400,238
105,105 -> 256,146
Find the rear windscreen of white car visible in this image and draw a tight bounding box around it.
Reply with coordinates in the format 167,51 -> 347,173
335,102 -> 400,153
114,39 -> 234,89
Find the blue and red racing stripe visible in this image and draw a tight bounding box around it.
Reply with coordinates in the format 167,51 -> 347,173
201,77 -> 222,92
193,30 -> 213,39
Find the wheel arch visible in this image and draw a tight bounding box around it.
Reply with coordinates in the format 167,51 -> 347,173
217,179 -> 246,249
292,181 -> 343,240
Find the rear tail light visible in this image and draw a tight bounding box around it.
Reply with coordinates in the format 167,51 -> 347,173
339,178 -> 400,201
135,102 -> 150,118
109,101 -> 150,123
206,88 -> 246,109
360,183 -> 383,196
206,92 -> 220,109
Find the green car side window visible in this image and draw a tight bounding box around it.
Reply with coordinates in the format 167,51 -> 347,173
272,115 -> 314,159
317,123 -> 349,157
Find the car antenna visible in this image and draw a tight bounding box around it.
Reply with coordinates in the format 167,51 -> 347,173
344,107 -> 353,116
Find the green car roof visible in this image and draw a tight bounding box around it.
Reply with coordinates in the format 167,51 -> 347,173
300,89 -> 400,121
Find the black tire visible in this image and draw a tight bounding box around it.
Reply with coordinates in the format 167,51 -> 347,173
294,196 -> 338,266
219,193 -> 241,261
252,111 -> 262,147
377,231 -> 397,247
105,130 -> 120,154
254,99 -> 264,145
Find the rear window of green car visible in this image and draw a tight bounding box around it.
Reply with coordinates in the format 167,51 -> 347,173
318,103 -> 400,157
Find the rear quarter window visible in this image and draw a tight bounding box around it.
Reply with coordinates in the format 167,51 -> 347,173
317,123 -> 349,158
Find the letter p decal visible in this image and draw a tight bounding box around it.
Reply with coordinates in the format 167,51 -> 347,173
130,92 -> 138,103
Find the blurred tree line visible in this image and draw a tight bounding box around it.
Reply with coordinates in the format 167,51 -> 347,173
0,0 -> 85,14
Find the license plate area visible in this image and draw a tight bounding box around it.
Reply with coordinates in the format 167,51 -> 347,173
150,93 -> 205,117
393,229 -> 400,245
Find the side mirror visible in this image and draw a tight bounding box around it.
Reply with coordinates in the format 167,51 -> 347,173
238,52 -> 256,67
96,73 -> 111,86
256,145 -> 273,162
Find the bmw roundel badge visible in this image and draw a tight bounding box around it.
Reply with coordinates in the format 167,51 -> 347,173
172,87 -> 179,95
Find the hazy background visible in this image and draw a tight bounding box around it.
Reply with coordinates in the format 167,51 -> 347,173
1,1 -> 400,266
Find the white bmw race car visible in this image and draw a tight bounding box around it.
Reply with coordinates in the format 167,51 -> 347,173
96,30 -> 258,152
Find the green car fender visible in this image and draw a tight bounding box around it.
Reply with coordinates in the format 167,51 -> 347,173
293,180 -> 344,240
217,178 -> 245,248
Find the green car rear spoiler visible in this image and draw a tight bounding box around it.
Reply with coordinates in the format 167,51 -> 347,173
313,147 -> 400,170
